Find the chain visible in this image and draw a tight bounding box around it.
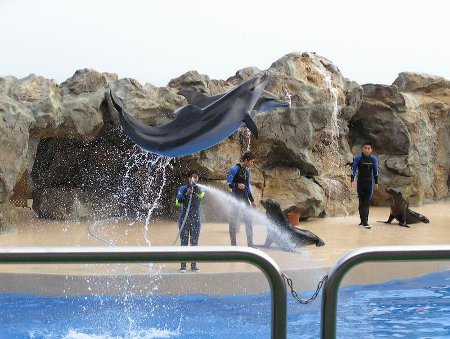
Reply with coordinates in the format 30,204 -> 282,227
282,273 -> 328,304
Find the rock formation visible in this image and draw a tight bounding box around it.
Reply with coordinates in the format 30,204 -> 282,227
350,72 -> 450,205
0,54 -> 448,225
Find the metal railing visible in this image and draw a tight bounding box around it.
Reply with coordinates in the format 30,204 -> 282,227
321,245 -> 450,339
0,246 -> 287,339
5,245 -> 448,338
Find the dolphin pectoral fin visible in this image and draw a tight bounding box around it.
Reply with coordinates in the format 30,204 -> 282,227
244,115 -> 258,139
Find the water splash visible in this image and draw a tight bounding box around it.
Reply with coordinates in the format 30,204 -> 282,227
237,127 -> 252,152
118,146 -> 172,246
197,183 -> 310,253
319,176 -> 350,217
402,92 -> 420,110
282,87 -> 292,108
315,66 -> 340,144
85,146 -> 173,330
61,327 -> 179,338
143,156 -> 172,246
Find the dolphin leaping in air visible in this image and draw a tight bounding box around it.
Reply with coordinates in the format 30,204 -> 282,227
109,73 -> 288,157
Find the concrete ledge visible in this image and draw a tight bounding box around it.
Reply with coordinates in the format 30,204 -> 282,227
0,260 -> 448,296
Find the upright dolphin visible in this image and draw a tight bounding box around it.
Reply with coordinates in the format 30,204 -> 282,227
178,87 -> 290,113
109,74 -> 269,157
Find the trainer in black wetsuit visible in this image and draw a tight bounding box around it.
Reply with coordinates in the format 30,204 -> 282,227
226,151 -> 256,247
351,142 -> 379,228
176,171 -> 205,272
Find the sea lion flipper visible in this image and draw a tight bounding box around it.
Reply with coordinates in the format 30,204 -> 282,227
385,214 -> 394,223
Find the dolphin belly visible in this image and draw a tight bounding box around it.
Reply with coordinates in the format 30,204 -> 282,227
109,73 -> 268,157
149,121 -> 243,157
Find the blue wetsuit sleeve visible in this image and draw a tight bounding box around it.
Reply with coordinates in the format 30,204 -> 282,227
372,156 -> 379,184
246,169 -> 254,202
176,186 -> 187,206
227,166 -> 238,189
351,155 -> 361,182
195,186 -> 205,199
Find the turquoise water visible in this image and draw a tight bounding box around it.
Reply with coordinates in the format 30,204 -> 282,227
0,270 -> 448,338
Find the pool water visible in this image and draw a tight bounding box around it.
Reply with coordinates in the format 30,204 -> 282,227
0,270 -> 448,338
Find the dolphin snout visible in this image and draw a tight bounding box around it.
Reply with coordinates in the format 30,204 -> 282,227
277,100 -> 291,108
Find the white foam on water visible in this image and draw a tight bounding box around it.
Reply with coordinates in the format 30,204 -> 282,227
58,327 -> 180,339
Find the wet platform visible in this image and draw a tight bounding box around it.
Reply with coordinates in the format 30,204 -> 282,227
0,201 -> 448,295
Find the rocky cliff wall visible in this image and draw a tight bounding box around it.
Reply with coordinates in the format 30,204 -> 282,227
1,53 -> 448,225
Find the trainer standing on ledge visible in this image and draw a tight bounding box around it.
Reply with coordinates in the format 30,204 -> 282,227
351,141 -> 379,229
227,151 -> 257,247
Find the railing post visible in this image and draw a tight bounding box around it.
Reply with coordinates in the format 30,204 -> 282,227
321,245 -> 450,339
0,246 -> 287,339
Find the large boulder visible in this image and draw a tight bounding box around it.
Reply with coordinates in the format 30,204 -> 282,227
262,167 -> 326,217
58,69 -> 117,138
350,72 -> 450,204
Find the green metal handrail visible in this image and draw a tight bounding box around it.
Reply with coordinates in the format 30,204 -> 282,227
0,246 -> 287,339
321,245 -> 450,339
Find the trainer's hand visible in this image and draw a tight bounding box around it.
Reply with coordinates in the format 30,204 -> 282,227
351,181 -> 355,188
251,201 -> 257,208
374,184 -> 379,191
186,188 -> 193,195
237,183 -> 246,190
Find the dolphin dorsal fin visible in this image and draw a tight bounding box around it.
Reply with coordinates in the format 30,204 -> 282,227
174,104 -> 203,120
178,90 -> 209,105
244,114 -> 259,139
178,90 -> 227,109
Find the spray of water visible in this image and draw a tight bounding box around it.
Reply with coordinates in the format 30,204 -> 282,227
84,144 -> 174,333
197,183 -> 309,253
143,156 -> 172,246
319,177 -> 350,217
282,87 -> 292,108
315,66 -> 340,144
117,146 -> 173,246
198,183 -> 332,290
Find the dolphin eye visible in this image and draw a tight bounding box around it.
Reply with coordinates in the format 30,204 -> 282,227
250,86 -> 255,91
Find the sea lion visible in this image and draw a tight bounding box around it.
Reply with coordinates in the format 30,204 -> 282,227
385,187 -> 430,227
259,198 -> 325,252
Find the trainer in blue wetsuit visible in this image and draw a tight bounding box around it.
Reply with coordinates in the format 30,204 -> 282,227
176,171 -> 205,272
227,151 -> 256,247
351,142 -> 379,227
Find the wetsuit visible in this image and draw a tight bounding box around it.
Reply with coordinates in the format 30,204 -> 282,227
227,164 -> 254,246
176,184 -> 205,269
351,153 -> 379,225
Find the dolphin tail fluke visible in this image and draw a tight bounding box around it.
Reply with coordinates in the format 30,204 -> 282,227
109,90 -> 124,115
244,115 -> 258,139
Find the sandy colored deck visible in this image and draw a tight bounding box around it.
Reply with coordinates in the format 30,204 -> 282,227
0,201 -> 448,295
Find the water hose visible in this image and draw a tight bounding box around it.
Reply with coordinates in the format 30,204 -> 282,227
172,189 -> 193,246
88,219 -> 116,246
